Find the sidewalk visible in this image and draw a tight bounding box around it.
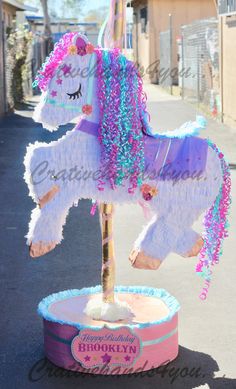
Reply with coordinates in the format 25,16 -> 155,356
144,84 -> 236,165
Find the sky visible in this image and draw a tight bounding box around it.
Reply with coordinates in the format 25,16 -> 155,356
83,0 -> 109,13
29,0 -> 109,17
29,0 -> 133,22
81,0 -> 133,22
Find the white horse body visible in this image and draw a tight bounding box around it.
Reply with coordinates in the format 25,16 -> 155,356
24,121 -> 222,261
24,31 -> 230,290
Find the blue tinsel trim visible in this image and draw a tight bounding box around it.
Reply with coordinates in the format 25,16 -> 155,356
144,115 -> 206,139
38,285 -> 180,330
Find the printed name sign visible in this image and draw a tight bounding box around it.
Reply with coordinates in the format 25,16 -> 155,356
71,325 -> 141,368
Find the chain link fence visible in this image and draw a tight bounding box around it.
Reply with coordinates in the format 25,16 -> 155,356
180,18 -> 220,117
158,17 -> 220,117
218,0 -> 236,15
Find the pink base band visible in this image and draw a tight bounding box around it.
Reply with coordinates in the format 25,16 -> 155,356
40,289 -> 179,375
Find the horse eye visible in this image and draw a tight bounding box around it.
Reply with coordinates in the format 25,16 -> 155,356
66,84 -> 82,100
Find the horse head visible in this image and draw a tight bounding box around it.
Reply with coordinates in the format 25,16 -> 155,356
33,33 -> 98,131
32,31 -> 150,192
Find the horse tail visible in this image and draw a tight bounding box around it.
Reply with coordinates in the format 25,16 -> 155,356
196,141 -> 231,300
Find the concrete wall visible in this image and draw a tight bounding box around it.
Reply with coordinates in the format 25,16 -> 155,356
220,15 -> 236,127
133,0 -> 217,83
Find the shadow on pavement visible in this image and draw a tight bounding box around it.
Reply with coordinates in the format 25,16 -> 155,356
23,345 -> 236,389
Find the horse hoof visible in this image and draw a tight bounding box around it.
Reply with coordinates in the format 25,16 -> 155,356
129,250 -> 161,270
184,237 -> 204,258
29,241 -> 56,258
38,185 -> 59,208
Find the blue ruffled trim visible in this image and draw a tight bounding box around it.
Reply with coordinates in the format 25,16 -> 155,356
38,285 -> 180,330
143,114 -> 207,139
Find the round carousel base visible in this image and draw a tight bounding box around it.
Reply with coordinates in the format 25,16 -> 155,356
38,285 -> 180,375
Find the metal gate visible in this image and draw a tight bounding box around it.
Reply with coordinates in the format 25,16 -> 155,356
180,18 -> 220,117
159,29 -> 172,91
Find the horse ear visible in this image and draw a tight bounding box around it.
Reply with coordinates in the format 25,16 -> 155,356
72,33 -> 89,55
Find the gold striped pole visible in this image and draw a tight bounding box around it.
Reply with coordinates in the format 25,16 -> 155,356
100,203 -> 115,303
100,0 -> 126,305
113,0 -> 125,48
104,0 -> 126,49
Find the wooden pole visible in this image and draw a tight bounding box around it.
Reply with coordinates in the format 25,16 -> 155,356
113,0 -> 125,48
100,204 -> 115,303
100,0 -> 125,304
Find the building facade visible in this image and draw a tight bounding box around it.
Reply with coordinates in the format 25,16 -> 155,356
132,0 -> 217,82
25,16 -> 99,46
132,0 -> 236,127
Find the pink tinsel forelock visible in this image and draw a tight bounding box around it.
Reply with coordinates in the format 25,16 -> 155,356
35,32 -> 77,91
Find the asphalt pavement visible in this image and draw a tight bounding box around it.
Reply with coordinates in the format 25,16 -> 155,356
0,89 -> 235,389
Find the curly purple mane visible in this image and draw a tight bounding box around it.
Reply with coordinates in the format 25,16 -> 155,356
95,47 -> 148,192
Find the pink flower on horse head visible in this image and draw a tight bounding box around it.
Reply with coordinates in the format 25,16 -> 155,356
86,43 -> 95,54
51,90 -> 57,97
82,105 -> 93,115
67,44 -> 77,55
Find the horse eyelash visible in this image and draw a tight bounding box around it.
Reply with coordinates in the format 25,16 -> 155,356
66,84 -> 82,100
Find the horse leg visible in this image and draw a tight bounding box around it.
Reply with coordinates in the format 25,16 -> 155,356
129,209 -> 203,268
27,194 -> 71,258
163,205 -> 206,258
129,215 -> 175,269
173,227 -> 204,258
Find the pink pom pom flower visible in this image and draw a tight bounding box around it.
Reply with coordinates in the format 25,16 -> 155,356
82,104 -> 93,115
